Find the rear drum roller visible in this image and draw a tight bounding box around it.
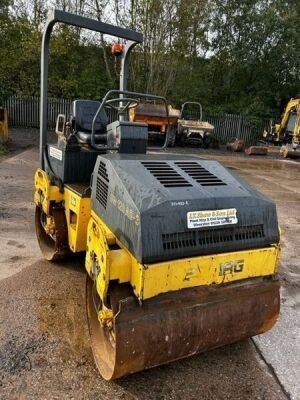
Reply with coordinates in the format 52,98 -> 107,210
35,205 -> 70,261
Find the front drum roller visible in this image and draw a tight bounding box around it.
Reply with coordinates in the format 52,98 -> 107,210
86,277 -> 280,380
35,205 -> 70,261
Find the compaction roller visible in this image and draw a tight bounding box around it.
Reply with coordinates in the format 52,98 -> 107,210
34,10 -> 280,380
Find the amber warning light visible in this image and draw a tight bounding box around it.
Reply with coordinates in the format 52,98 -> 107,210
112,42 -> 123,56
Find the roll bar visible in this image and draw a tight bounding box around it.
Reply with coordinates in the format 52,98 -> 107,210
181,101 -> 202,121
40,9 -> 143,168
91,90 -> 171,150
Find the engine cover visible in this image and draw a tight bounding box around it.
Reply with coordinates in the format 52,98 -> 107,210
91,154 -> 279,263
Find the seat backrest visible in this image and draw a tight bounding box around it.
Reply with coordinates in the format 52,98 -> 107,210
72,100 -> 108,134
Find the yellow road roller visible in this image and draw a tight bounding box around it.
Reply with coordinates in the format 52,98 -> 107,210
34,10 -> 281,380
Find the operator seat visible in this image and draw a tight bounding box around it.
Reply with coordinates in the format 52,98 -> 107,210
72,100 -> 108,144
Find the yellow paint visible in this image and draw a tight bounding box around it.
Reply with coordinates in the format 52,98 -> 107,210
0,107 -> 8,143
139,247 -> 279,299
64,187 -> 90,252
34,171 -> 280,304
98,305 -> 113,329
87,211 -> 280,303
110,249 -> 132,281
34,169 -> 63,214
86,216 -> 110,302
263,98 -> 300,145
34,168 -> 91,253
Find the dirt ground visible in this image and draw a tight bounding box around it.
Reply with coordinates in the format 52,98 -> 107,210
0,129 -> 299,400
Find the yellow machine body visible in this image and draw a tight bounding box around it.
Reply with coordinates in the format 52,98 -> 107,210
34,9 -> 281,382
263,98 -> 300,146
34,168 -> 280,380
0,107 -> 8,144
277,98 -> 300,145
34,168 -> 280,305
34,168 -> 90,253
86,210 -> 280,303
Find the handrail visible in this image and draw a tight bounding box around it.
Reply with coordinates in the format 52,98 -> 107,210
91,90 -> 170,151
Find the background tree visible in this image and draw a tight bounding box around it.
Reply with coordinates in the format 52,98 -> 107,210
0,0 -> 299,119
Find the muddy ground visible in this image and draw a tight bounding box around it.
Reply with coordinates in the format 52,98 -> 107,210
0,129 -> 299,400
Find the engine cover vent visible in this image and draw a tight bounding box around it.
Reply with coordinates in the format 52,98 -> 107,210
175,162 -> 226,186
162,225 -> 265,251
98,161 -> 109,182
142,162 -> 192,188
96,178 -> 108,209
162,231 -> 197,250
96,161 -> 109,209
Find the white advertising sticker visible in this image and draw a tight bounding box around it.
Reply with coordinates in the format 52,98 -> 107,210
49,146 -> 62,161
187,208 -> 238,229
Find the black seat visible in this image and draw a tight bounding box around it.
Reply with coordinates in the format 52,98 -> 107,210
72,99 -> 108,144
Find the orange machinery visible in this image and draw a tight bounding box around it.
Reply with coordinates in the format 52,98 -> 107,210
130,102 -> 180,146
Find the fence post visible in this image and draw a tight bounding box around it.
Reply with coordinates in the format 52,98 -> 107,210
237,115 -> 242,139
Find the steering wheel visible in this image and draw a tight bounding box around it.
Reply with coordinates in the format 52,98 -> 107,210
105,97 -> 139,113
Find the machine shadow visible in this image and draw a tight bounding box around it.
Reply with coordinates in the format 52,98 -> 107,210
113,339 -> 272,400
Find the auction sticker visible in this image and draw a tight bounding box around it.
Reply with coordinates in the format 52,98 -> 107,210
187,208 -> 238,229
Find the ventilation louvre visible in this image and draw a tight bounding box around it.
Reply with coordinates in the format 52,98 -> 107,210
162,231 -> 197,250
175,162 -> 226,186
96,161 -> 109,209
98,161 -> 109,182
162,225 -> 264,251
142,162 -> 192,188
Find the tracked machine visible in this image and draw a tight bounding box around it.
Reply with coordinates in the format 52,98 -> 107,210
35,10 -> 281,380
263,97 -> 300,158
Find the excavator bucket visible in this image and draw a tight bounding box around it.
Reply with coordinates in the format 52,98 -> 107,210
87,278 -> 280,380
245,146 -> 268,155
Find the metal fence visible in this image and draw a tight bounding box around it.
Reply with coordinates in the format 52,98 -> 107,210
1,95 -> 268,145
205,113 -> 267,146
1,96 -> 72,129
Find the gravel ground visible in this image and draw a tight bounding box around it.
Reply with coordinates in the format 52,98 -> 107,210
0,129 -> 299,399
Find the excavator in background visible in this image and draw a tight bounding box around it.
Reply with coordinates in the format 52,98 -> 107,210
0,107 -> 8,144
263,97 -> 300,158
177,101 -> 215,147
34,10 -> 281,380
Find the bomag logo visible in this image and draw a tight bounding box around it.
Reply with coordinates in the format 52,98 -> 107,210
219,260 -> 244,276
